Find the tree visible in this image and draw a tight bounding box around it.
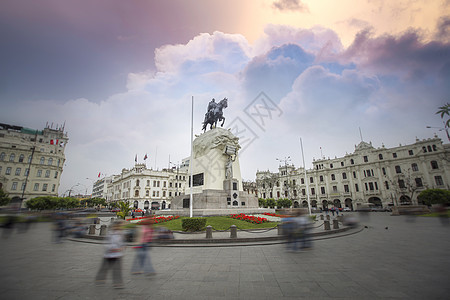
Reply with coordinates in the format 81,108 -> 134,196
266,198 -> 277,209
0,188 -> 11,206
277,198 -> 292,209
436,103 -> 450,128
258,198 -> 267,208
116,200 -> 132,219
417,189 -> 450,206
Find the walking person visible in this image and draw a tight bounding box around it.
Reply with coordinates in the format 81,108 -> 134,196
95,221 -> 125,289
131,218 -> 156,276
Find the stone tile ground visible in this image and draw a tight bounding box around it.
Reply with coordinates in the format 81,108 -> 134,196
0,213 -> 449,299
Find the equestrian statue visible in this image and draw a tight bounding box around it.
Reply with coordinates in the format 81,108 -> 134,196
202,97 -> 228,132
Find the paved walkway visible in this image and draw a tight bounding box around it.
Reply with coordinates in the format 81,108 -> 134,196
1,212 -> 449,299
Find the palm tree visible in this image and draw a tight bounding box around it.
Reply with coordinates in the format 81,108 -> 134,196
436,103 -> 450,128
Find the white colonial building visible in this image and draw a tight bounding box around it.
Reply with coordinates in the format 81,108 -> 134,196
104,162 -> 188,210
256,136 -> 450,210
0,122 -> 68,207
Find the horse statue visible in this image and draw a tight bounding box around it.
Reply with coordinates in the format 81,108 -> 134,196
202,97 -> 228,132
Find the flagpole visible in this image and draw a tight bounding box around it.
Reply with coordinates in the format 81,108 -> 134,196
300,138 -> 311,215
190,96 -> 194,218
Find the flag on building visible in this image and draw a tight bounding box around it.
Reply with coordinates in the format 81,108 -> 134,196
50,139 -> 58,145
135,154 -> 137,163
98,172 -> 101,178
144,154 -> 148,160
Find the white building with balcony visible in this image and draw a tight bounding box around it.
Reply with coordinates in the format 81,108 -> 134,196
256,136 -> 450,210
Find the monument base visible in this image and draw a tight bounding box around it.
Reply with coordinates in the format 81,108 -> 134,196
155,207 -> 275,217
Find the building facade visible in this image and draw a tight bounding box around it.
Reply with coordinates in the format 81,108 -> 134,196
256,137 -> 450,210
0,123 -> 68,206
104,163 -> 188,210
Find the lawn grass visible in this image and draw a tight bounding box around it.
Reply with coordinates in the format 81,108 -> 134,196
419,211 -> 450,217
153,216 -> 279,231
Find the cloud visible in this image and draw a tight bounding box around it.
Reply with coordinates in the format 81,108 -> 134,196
2,23 -> 449,193
272,0 -> 308,12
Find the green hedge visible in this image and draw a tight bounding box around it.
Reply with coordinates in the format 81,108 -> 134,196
181,217 -> 207,232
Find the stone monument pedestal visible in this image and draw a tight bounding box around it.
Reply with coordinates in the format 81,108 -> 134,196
168,127 -> 263,216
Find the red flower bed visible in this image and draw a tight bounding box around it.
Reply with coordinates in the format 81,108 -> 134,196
128,216 -> 180,224
229,213 -> 269,224
263,212 -> 291,218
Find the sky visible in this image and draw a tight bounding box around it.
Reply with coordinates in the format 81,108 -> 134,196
0,0 -> 449,195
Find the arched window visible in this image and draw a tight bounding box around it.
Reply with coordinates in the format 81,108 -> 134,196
422,146 -> 427,153
134,190 -> 139,197
19,154 -> 24,162
350,159 -> 354,165
40,157 -> 45,164
9,153 -> 15,162
136,179 -> 140,187
427,145 -> 432,152
319,175 -> 324,182
146,190 -> 149,196
331,174 -> 336,181
432,145 -> 437,151
48,158 -> 53,165
0,152 -> 5,161
378,154 -> 383,160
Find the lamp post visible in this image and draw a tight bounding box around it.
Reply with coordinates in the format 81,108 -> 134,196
276,156 -> 291,207
426,122 -> 450,142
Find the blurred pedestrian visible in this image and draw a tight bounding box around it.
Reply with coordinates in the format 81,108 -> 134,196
96,221 -> 125,289
131,218 -> 156,276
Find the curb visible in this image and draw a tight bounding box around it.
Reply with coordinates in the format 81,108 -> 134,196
67,225 -> 363,247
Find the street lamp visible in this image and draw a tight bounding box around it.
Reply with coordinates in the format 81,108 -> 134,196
426,122 -> 450,142
276,156 -> 291,203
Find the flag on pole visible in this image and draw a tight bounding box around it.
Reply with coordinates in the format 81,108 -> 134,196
144,154 -> 148,160
135,154 -> 137,163
98,172 -> 101,178
50,139 -> 59,145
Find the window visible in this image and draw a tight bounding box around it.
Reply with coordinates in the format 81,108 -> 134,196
40,157 -> 45,164
435,176 -> 444,186
163,181 -> 166,188
330,163 -> 333,168
293,190 -> 297,197
152,191 -> 156,197
332,186 -> 338,192
157,181 -> 160,187
19,154 -> 24,162
411,163 -> 419,172
301,178 -> 304,184
342,172 -> 347,180
393,153 -> 397,158
169,192 -> 172,197
136,179 -> 140,187
25,168 -> 29,176
353,171 -> 356,178
0,166 -> 2,174
42,184 -> 48,191
48,158 -> 53,165
57,159 -> 60,166
45,170 -> 50,178
344,185 -> 349,193
15,168 -> 21,176
385,181 -> 389,189
163,191 -> 166,197
355,183 -> 359,192
341,161 -> 344,167
5,167 -> 11,175
408,150 -> 414,155
311,188 -> 315,195
321,187 -> 326,194
11,182 -> 18,190
302,189 -> 306,196
146,190 -> 149,196
135,190 -> 139,197
369,182 -> 374,190
0,152 -> 5,161
277,191 -> 280,198
350,159 -> 354,165
276,181 -> 280,187
21,183 -> 26,191
415,178 -> 423,187
398,179 -> 405,189
382,167 -> 386,175
292,179 -> 296,186
310,177 -> 314,183
54,171 -> 58,178
33,183 -> 39,191
363,156 -> 368,162
427,145 -> 432,152
395,166 -> 402,174
52,184 -> 56,192
432,145 -> 437,151
422,146 -> 427,153
320,175 -> 324,182
147,180 -> 150,186
37,170 -> 42,177
431,161 -> 439,169
153,181 -> 156,187
331,174 -> 336,181
378,154 -> 383,160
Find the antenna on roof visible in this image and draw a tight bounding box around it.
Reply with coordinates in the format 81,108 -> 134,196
359,127 -> 364,142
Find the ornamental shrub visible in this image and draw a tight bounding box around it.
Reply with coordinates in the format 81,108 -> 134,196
182,217 -> 207,232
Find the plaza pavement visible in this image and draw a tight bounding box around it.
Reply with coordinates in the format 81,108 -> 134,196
0,212 -> 449,299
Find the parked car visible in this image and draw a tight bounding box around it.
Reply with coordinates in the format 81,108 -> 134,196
343,207 -> 351,212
